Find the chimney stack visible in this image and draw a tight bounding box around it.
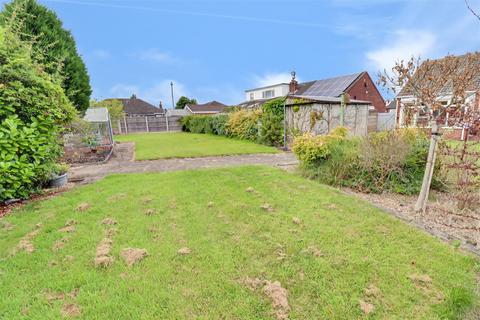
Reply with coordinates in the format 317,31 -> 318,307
289,71 -> 298,95
130,94 -> 137,100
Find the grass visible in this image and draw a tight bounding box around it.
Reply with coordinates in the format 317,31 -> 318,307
115,132 -> 278,160
1,166 -> 479,319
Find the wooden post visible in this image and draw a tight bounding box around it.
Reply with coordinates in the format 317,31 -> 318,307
165,114 -> 169,132
145,116 -> 149,132
124,115 -> 128,134
117,120 -> 122,134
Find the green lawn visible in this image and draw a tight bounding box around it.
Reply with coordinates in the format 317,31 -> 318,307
1,166 -> 478,319
115,132 -> 278,160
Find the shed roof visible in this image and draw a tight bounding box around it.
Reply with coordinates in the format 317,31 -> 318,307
84,107 -> 110,122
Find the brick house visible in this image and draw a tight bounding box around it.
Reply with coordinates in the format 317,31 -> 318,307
243,71 -> 385,113
395,53 -> 480,139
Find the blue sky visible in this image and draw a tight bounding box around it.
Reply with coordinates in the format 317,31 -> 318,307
2,0 -> 479,107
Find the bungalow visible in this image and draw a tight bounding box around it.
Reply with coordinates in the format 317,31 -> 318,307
105,94 -> 164,117
244,71 -> 385,113
185,101 -> 227,115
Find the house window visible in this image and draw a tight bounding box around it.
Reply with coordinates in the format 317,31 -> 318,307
262,90 -> 275,99
250,93 -> 254,101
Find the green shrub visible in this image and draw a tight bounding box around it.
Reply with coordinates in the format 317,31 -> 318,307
292,127 -> 349,165
181,101 -> 283,147
210,114 -> 228,135
260,98 -> 284,146
0,25 -> 75,201
294,128 -> 440,195
181,114 -> 228,135
226,109 -> 262,141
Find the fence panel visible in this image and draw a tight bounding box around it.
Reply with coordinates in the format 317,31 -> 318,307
117,115 -> 183,134
377,112 -> 396,131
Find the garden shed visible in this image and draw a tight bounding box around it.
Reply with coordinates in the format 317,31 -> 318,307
285,95 -> 372,139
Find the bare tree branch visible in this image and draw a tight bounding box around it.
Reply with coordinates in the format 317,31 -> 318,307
465,0 -> 480,21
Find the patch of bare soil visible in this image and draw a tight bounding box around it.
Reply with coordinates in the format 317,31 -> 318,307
45,288 -> 81,317
13,224 -> 42,254
61,303 -> 81,317
292,217 -> 301,225
94,229 -> 116,267
260,203 -> 274,212
359,299 -> 375,315
53,236 -> 71,251
59,226 -> 76,233
345,189 -> 480,255
242,278 -> 291,320
76,203 -> 90,212
364,284 -> 382,299
145,209 -> 156,216
301,246 -> 324,257
178,247 -> 191,255
101,218 -> 117,225
120,248 -> 148,266
409,274 -> 432,286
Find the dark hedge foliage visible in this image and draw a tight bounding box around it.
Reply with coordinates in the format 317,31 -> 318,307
0,0 -> 92,113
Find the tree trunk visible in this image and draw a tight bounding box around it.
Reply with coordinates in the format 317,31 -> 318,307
414,123 -> 440,212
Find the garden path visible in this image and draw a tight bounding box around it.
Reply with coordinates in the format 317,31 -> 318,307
69,142 -> 298,183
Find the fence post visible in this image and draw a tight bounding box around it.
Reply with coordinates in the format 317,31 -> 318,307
165,115 -> 169,132
124,115 -> 128,134
145,116 -> 149,132
117,120 -> 122,134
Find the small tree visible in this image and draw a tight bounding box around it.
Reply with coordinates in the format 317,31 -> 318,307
176,96 -> 197,109
0,0 -> 92,113
379,53 -> 480,212
91,99 -> 125,131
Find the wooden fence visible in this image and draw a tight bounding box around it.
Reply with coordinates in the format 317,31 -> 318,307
116,115 -> 183,134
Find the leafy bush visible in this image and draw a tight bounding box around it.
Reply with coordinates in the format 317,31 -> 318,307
292,127 -> 349,165
210,114 -> 229,135
181,115 -> 228,135
259,98 -> 284,146
226,109 -> 262,141
293,128 -> 439,195
0,25 -> 75,201
181,100 -> 284,146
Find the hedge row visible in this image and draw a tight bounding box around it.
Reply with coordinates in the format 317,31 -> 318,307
293,128 -> 442,195
181,98 -> 285,147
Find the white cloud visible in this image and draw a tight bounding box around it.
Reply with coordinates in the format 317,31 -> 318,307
110,80 -> 188,108
134,48 -> 175,63
253,72 -> 298,88
366,30 -> 436,71
92,49 -> 111,59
